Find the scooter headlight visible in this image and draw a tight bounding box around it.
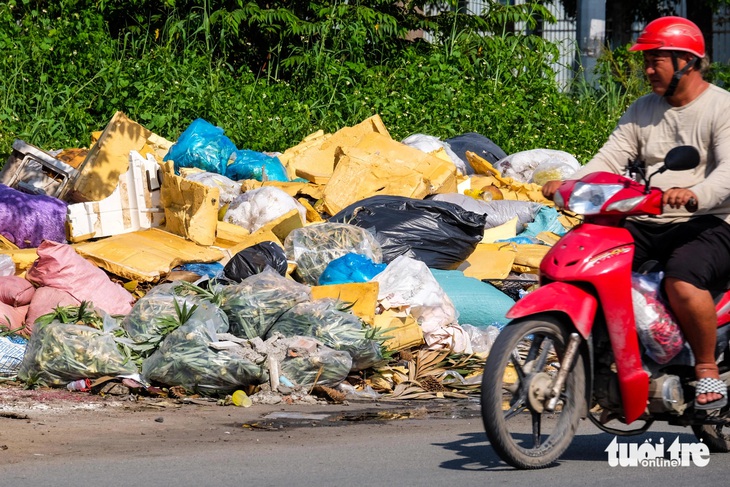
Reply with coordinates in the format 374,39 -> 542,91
567,183 -> 624,215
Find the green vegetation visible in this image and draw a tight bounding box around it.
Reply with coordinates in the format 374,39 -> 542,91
0,0 -> 726,164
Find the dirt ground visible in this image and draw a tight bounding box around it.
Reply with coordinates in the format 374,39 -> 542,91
0,380 -> 482,466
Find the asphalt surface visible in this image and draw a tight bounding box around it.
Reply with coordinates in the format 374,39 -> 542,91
1,394 -> 728,487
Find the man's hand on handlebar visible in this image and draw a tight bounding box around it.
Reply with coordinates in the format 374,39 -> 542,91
541,180 -> 563,200
663,187 -> 698,212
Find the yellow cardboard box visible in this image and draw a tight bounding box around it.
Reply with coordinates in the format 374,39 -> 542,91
311,281 -> 379,325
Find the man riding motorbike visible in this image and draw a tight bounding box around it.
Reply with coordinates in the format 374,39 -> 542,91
542,16 -> 730,410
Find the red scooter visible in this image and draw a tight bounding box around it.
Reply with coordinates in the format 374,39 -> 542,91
480,146 -> 730,469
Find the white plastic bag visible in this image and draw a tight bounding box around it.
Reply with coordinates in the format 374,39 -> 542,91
493,149 -> 580,183
185,171 -> 242,208
374,255 -> 471,353
0,254 -> 15,277
224,186 -> 306,233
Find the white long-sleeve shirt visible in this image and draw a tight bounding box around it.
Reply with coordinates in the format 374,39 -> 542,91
572,84 -> 730,224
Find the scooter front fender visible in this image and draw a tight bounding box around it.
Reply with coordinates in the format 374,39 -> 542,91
506,282 -> 596,339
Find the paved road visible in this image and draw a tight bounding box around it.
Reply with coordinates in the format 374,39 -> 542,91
0,398 -> 727,487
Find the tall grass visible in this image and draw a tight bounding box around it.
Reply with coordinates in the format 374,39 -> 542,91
0,0 -> 716,164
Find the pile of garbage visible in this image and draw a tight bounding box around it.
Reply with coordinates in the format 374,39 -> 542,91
0,112 -> 581,405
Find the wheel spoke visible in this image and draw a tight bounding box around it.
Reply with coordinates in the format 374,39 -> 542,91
504,398 -> 526,420
534,337 -> 554,372
531,411 -> 542,448
510,350 -> 526,382
523,335 -> 545,375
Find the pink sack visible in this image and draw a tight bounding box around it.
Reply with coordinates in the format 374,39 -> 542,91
0,276 -> 36,306
25,240 -> 134,316
25,286 -> 81,330
0,302 -> 29,337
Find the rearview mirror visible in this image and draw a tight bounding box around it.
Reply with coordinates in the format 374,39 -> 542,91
664,146 -> 700,171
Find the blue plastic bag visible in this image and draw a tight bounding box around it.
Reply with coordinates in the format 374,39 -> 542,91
226,149 -> 289,182
319,253 -> 387,285
164,118 -> 237,175
520,205 -> 567,238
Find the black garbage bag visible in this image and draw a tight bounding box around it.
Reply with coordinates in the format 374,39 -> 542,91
223,241 -> 288,282
445,132 -> 508,173
329,195 -> 486,269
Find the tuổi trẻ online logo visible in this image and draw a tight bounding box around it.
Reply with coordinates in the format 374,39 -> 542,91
605,436 -> 710,467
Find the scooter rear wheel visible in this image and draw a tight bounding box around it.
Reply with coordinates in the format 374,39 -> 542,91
481,315 -> 585,469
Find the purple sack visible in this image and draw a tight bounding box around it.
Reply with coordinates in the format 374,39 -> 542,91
0,184 -> 67,248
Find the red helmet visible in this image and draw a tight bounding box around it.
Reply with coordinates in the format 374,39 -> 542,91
630,16 -> 705,58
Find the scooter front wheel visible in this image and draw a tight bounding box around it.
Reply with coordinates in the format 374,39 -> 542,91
481,314 -> 586,469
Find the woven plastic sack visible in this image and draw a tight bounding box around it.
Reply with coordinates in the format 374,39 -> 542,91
0,336 -> 26,378
631,272 -> 685,364
26,240 -> 134,316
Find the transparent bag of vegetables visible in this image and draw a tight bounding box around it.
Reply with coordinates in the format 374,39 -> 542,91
17,303 -> 138,387
215,268 -> 311,339
268,298 -> 386,371
284,222 -> 383,286
279,336 -> 353,388
120,282 -> 229,359
141,304 -> 267,394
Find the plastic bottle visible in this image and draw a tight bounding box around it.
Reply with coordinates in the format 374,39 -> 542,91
67,379 -> 92,392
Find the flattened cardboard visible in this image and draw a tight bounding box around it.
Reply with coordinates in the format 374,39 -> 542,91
311,281 -> 379,325
321,151 -> 430,215
480,217 -> 518,243
70,112 -> 154,203
278,115 -> 391,182
214,220 -> 251,249
74,228 -> 224,282
320,136 -> 457,215
239,179 -> 324,201
0,248 -> 38,277
465,152 -> 552,204
457,243 -> 516,280
512,243 -> 551,272
0,234 -> 18,251
351,132 -> 457,193
262,208 -> 304,243
160,161 -> 219,246
373,310 -> 424,351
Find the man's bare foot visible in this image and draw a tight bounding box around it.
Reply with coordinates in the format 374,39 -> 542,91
695,364 -> 726,407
